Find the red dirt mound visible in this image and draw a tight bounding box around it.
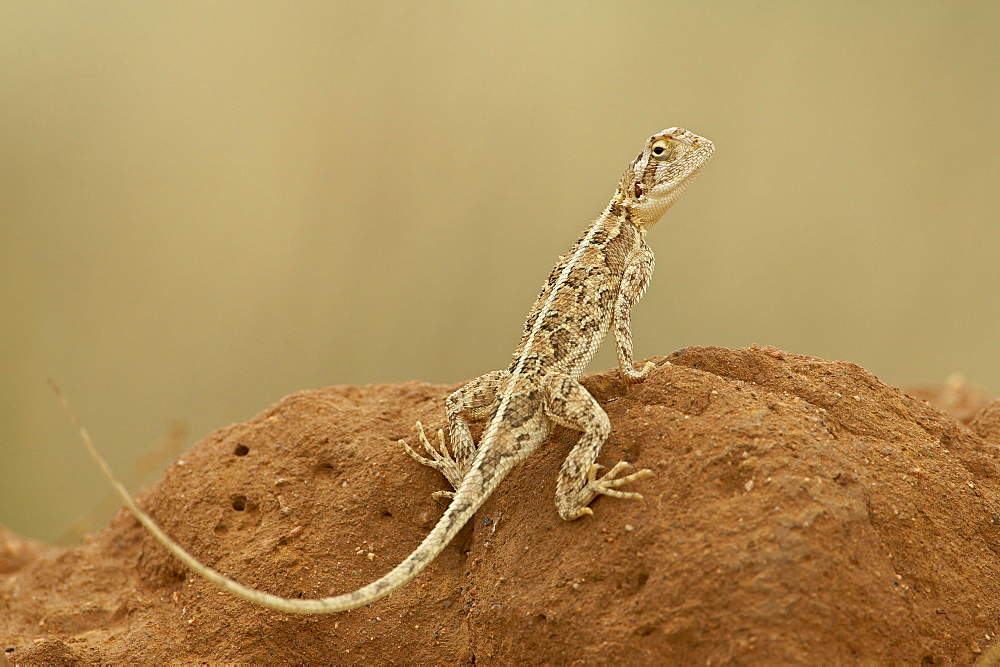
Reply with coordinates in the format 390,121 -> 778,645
3,346 -> 999,663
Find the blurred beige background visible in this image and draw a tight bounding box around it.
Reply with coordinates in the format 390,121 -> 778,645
2,2 -> 997,543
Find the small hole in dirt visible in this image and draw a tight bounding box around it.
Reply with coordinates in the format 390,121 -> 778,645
636,623 -> 658,637
234,444 -> 249,456
382,510 -> 393,518
231,495 -> 247,511
214,522 -> 229,536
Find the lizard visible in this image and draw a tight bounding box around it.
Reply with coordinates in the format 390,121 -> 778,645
53,126 -> 714,613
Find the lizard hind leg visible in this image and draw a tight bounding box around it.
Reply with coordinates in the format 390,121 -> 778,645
399,370 -> 508,499
400,421 -> 464,499
543,373 -> 654,521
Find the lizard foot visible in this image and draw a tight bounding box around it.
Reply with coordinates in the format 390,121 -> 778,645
558,461 -> 654,520
621,360 -> 657,383
399,421 -> 466,493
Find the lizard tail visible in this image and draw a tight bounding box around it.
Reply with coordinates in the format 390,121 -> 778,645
50,380 -> 496,614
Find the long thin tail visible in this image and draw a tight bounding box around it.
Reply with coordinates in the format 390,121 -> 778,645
49,380 -> 489,613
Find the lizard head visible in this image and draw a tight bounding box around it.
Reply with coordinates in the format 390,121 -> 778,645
617,127 -> 715,229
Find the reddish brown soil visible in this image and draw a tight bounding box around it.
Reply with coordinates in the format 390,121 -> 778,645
3,346 -> 1000,664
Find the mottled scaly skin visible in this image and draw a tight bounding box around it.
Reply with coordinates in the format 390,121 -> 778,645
60,128 -> 714,613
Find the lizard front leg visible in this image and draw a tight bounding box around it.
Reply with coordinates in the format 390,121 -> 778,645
614,241 -> 656,383
400,370 -> 507,498
543,373 -> 653,520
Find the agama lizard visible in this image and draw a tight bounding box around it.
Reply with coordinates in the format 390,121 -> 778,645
54,127 -> 714,613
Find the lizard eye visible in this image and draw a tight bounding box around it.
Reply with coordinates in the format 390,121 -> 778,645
650,140 -> 672,160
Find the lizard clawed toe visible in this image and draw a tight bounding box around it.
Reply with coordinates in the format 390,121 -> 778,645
621,360 -> 657,383
400,421 -> 466,492
588,461 -> 654,499
559,462 -> 655,520
399,421 -> 447,463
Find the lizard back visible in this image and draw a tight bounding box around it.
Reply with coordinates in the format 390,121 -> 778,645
512,212 -> 642,381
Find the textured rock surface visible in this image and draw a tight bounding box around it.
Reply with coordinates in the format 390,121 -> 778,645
3,346 -> 999,663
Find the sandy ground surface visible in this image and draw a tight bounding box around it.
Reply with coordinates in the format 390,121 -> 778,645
3,345 -> 1000,664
